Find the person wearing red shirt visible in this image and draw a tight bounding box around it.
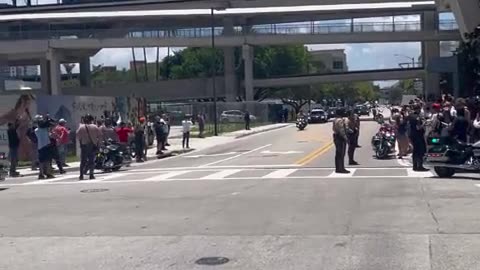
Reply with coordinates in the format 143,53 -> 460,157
115,122 -> 133,144
53,119 -> 70,167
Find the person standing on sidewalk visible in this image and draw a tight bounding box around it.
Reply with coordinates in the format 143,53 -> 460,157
26,118 -> 39,171
153,116 -> 167,155
35,116 -> 55,179
134,117 -> 147,162
332,108 -> 350,174
76,114 -> 101,180
7,121 -> 20,177
182,115 -> 193,149
244,111 -> 251,130
197,114 -> 205,138
53,119 -> 70,168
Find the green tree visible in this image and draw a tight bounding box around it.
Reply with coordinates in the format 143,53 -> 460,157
397,79 -> 416,95
389,87 -> 404,104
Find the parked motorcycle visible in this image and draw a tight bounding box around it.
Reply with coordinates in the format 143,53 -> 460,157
93,140 -> 130,172
424,136 -> 480,178
296,118 -> 308,131
0,152 -> 9,181
371,124 -> 396,159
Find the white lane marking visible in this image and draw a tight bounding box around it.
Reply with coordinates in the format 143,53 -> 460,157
407,169 -> 434,178
262,169 -> 298,179
260,150 -> 303,155
201,169 -> 241,179
327,169 -> 357,178
92,173 -> 127,182
394,142 -> 412,167
129,164 -> 299,172
184,152 -> 238,158
199,144 -> 272,167
27,174 -> 79,184
144,171 -> 190,181
475,184 -> 480,188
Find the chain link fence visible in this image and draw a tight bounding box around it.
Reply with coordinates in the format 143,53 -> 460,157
148,101 -> 284,135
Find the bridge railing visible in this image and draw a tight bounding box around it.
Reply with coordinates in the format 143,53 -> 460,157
0,20 -> 458,40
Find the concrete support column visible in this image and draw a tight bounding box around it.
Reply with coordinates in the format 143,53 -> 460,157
242,44 -> 254,101
0,57 -> 7,92
79,57 -> 91,87
46,49 -> 61,95
223,18 -> 237,102
40,58 -> 50,93
422,11 -> 441,100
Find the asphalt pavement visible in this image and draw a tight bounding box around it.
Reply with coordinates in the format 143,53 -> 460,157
1,119 -> 480,269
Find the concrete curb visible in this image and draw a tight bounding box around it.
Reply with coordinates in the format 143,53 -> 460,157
233,124 -> 291,139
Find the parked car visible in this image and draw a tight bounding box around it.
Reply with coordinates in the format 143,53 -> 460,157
308,109 -> 328,123
220,110 -> 257,123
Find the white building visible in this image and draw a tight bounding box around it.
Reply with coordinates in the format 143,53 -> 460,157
9,66 -> 38,77
308,49 -> 348,73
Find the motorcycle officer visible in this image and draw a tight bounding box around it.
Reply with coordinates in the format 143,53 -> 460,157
407,104 -> 428,171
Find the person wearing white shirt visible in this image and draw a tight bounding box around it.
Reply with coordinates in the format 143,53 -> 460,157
182,115 -> 193,149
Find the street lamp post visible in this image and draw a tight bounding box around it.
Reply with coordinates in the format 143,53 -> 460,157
210,7 -> 218,136
394,54 -> 416,68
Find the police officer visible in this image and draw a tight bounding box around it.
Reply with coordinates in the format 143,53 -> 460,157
332,108 -> 350,173
408,104 -> 428,171
347,110 -> 359,165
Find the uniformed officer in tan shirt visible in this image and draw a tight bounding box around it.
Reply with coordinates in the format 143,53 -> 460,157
332,108 -> 350,173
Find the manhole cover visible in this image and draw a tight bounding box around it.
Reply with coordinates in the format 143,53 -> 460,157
0,188 -> 8,192
297,140 -> 308,143
195,257 -> 230,266
80,188 -> 109,193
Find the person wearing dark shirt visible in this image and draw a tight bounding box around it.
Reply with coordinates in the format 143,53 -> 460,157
408,105 -> 428,171
26,122 -> 39,170
7,122 -> 20,177
244,111 -> 251,130
450,108 -> 469,143
134,117 -> 146,162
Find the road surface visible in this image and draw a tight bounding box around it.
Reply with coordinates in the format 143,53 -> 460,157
1,120 -> 480,270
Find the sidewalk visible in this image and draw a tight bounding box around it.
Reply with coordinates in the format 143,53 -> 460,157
16,123 -> 290,177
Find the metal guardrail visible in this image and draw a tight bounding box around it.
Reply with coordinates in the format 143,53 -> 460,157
0,20 -> 458,41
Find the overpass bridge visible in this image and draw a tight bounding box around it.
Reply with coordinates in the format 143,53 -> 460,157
8,67 -> 421,101
0,0 -> 464,102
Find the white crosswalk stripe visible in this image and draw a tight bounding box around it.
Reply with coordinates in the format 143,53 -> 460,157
202,169 -> 242,179
144,171 -> 190,181
262,169 -> 298,179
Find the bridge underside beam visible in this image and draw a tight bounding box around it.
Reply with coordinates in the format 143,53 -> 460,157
39,31 -> 460,50
252,69 -> 425,88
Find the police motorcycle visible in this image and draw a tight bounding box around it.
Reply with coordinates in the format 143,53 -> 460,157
296,117 -> 308,131
424,129 -> 480,178
371,121 -> 396,159
93,139 -> 131,172
0,152 -> 9,181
